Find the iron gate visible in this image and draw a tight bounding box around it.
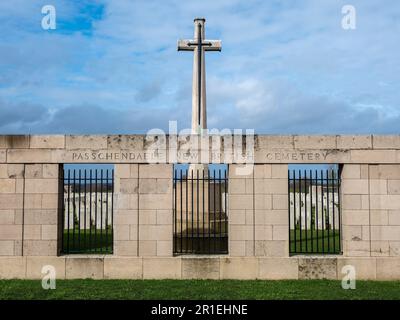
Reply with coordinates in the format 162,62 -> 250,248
289,168 -> 342,254
62,168 -> 114,254
173,168 -> 228,255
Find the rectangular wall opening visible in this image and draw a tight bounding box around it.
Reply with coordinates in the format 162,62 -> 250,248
61,164 -> 114,254
288,164 -> 342,255
173,164 -> 228,255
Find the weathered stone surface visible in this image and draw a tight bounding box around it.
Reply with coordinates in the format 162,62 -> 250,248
30,135 -> 65,149
143,257 -> 181,279
376,258 -> 400,280
0,136 -> 29,149
26,257 -> 66,279
0,257 -> 26,279
104,257 -> 142,279
294,135 -> 336,149
258,258 -> 298,279
66,135 -> 108,149
298,258 -> 337,279
220,257 -> 258,279
336,258 -> 376,280
107,135 -> 145,150
373,135 -> 400,149
182,257 -> 220,279
66,257 -> 104,279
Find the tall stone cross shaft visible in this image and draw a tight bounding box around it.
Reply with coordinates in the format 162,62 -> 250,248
178,18 -> 221,135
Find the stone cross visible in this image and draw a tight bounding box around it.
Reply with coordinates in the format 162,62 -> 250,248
178,18 -> 221,134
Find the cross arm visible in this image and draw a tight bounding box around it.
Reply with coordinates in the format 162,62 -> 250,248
204,40 -> 222,51
177,39 -> 195,51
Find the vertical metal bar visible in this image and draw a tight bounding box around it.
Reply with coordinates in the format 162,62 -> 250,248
315,170 -> 319,252
213,171 -> 216,253
219,169 -> 222,253
197,170 -> 199,252
310,169 -> 313,253
208,169 -> 211,254
78,169 -> 81,251
67,169 -> 70,254
326,169 -> 330,253
106,169 -> 109,253
304,170 -> 308,253
94,169 -> 98,253
191,170 -> 194,253
72,170 -> 76,252
298,170 -> 302,252
288,170 -> 291,254
173,169 -> 177,254
100,170 -> 103,253
202,170 -> 205,254
224,169 -> 228,253
338,171 -> 342,253
111,169 -> 114,254
180,169 -> 183,254
332,169 -> 336,253
84,170 -> 87,251
89,170 -> 92,253
321,169 -> 324,254
186,170 -> 188,254
293,170 -> 296,254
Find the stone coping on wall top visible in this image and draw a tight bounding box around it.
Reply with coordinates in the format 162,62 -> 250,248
1,134 -> 400,164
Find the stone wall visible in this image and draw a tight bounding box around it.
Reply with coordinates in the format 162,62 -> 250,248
0,135 -> 400,280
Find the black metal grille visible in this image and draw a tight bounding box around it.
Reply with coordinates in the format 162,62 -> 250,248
62,168 -> 114,254
173,169 -> 228,255
289,168 -> 341,255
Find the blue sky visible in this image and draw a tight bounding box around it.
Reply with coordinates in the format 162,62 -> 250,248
0,0 -> 399,134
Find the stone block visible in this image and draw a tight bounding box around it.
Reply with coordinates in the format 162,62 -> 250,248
143,257 -> 181,279
139,164 -> 172,179
107,135 -> 144,150
0,194 -> 23,209
272,194 -> 288,210
0,150 -> 5,163
30,135 -> 65,149
66,257 -> 104,279
255,240 -> 287,257
43,164 -> 59,178
376,258 -> 400,280
341,179 -> 369,195
343,240 -> 370,257
350,150 -> 397,163
254,194 -> 271,210
0,135 -> 29,149
115,164 -> 131,179
23,225 -> 41,240
25,178 -> 59,194
114,240 -> 138,256
0,257 -> 26,279
389,242 -> 400,256
0,179 -> 16,193
139,225 -> 171,241
370,195 -> 400,210
157,240 -> 172,256
230,210 -> 246,225
7,149 -> 52,163
342,210 -> 369,226
336,135 -> 372,150
41,194 -> 58,209
294,135 -> 336,149
7,164 -> 24,179
342,195 -> 361,210
272,225 -> 288,240
254,225 -> 273,240
0,210 -> 15,224
26,257 -> 66,279
264,179 -> 287,194
371,226 -> 400,241
104,257 -> 143,279
336,258 -> 376,280
24,209 -> 58,225
116,194 -> 138,210
139,240 -> 157,256
388,180 -> 400,195
25,164 -> 43,179
114,210 -> 138,225
369,165 -> 400,179
258,257 -> 298,279
229,179 -> 246,194
229,240 -> 246,256
373,135 -> 400,149
230,225 -> 253,241
66,135 -> 107,149
182,257 -> 220,279
138,210 -> 157,225
114,225 -> 130,241
23,240 -> 57,256
371,241 -> 389,256
156,210 -> 172,225
370,179 -> 388,195
253,164 -> 271,179
271,165 -> 288,179
388,210 -> 400,225
0,241 -> 15,255
370,210 -> 388,225
257,135 -> 294,149
298,258 -> 337,279
139,194 -> 172,210
220,257 -> 258,279
41,225 -> 58,240
0,225 -> 22,240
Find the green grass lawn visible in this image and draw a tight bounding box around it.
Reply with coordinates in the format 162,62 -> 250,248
0,280 -> 399,300
290,229 -> 340,254
62,229 -> 113,254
